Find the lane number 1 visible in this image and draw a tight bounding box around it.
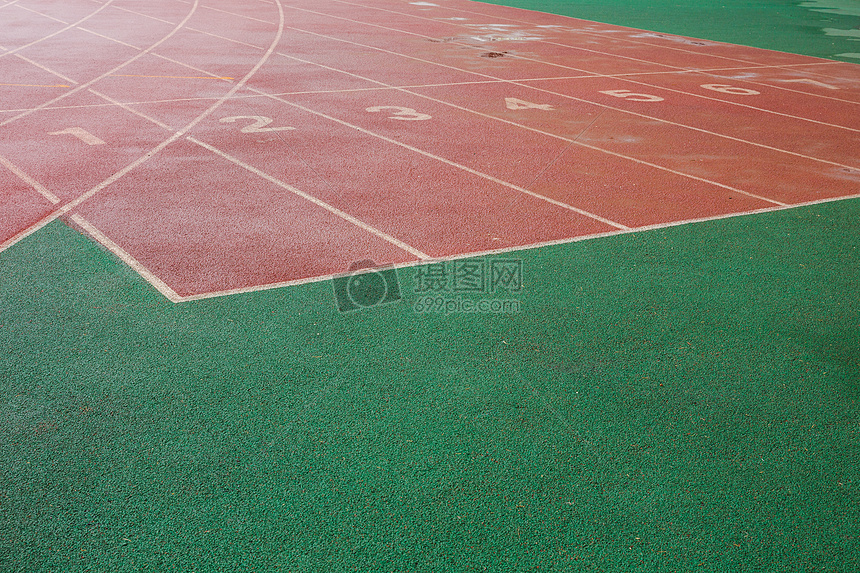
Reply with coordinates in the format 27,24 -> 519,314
48,127 -> 105,145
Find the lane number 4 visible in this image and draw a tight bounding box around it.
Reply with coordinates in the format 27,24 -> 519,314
505,98 -> 554,110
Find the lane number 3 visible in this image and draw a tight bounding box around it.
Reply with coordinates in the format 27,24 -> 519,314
219,116 -> 296,133
365,106 -> 432,121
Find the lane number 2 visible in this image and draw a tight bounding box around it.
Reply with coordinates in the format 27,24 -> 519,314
219,116 -> 296,133
365,106 -> 432,121
599,89 -> 664,102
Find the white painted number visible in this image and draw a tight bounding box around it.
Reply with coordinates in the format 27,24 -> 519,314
780,78 -> 839,90
599,89 -> 664,102
219,116 -> 296,133
48,127 -> 105,145
700,84 -> 760,96
365,106 -> 432,121
505,97 -> 554,110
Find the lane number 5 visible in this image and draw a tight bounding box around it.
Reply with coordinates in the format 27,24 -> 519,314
599,89 -> 664,102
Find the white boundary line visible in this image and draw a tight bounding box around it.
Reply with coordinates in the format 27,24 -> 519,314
3,0 -> 858,304
1,0 -> 290,259
69,214 -> 182,302
180,192 -> 860,303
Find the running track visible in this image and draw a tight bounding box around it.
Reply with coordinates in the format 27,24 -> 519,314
1,0 -> 859,302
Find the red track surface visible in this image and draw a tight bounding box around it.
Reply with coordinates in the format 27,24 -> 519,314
1,0 -> 859,301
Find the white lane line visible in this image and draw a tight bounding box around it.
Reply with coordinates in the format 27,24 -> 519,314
14,54 -> 79,84
0,154 -> 60,203
197,3 -> 275,25
84,15 -> 784,211
0,0 -> 204,253
259,35 -> 783,206
592,73 -> 860,131
75,20 -> 632,230
291,5 -> 860,131
14,4 -> 69,24
692,72 -> 860,107
316,0 -> 860,110
70,214 -> 182,302
187,136 -> 431,260
509,80 -> 860,170
0,0 -> 118,59
72,32 -> 428,262
246,86 -> 630,229
442,1 -> 858,85
88,89 -> 173,130
269,42 -> 787,205
95,2 -> 176,26
181,191 -> 860,303
276,19 -> 859,170
365,0 -> 816,69
77,26 -> 141,50
0,0 -> 201,127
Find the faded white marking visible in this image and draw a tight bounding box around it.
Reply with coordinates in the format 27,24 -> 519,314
48,127 -> 105,145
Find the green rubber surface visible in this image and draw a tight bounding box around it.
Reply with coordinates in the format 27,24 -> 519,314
2,2 -> 859,572
479,0 -> 860,62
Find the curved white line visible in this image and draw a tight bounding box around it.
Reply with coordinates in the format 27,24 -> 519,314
1,0 -> 288,254
0,0 -> 118,59
0,0 -> 201,127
